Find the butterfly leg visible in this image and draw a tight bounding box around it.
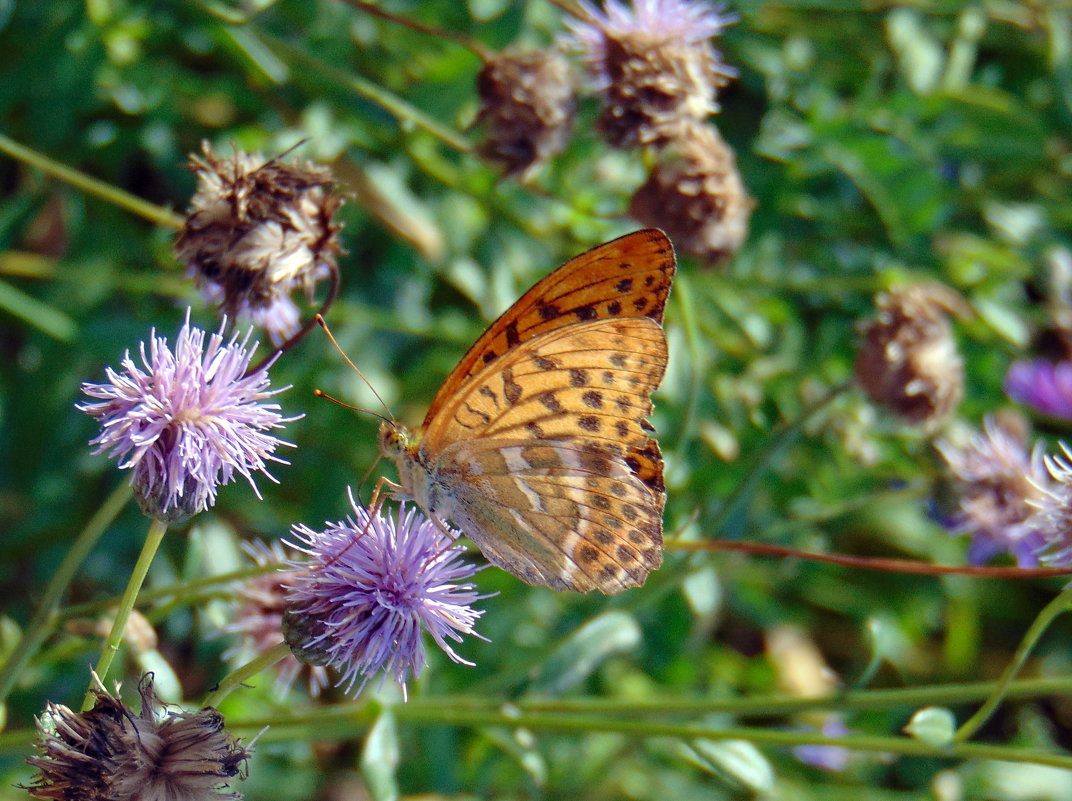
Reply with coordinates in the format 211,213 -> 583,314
369,475 -> 403,511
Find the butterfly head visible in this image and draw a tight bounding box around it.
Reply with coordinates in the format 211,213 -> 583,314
377,420 -> 410,460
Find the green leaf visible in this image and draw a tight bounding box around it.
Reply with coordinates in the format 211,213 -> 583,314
904,706 -> 956,748
683,738 -> 776,795
528,610 -> 641,696
360,709 -> 400,801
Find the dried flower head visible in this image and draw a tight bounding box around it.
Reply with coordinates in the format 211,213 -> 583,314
566,0 -> 735,148
937,416 -> 1050,566
223,540 -> 329,698
854,285 -> 967,428
24,675 -> 250,801
628,121 -> 753,264
283,495 -> 486,700
78,311 -> 296,523
175,142 -> 343,346
477,48 -> 576,180
1005,359 -> 1072,420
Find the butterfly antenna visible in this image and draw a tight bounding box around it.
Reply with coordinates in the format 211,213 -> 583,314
312,389 -> 391,425
315,314 -> 395,421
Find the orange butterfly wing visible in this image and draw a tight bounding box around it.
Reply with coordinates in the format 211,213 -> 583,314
420,228 -> 675,427
385,229 -> 675,593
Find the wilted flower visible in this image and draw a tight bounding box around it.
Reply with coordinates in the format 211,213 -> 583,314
1005,359 -> 1072,420
566,0 -> 734,148
24,675 -> 250,801
223,540 -> 329,698
854,285 -> 967,428
937,416 -> 1050,566
477,48 -> 576,180
78,311 -> 296,523
628,121 -> 752,264
175,142 -> 343,346
283,495 -> 486,699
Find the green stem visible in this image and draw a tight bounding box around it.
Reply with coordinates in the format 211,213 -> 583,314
0,133 -> 184,229
385,674 -> 1072,719
0,482 -> 131,703
202,641 -> 292,708
60,563 -> 277,621
340,0 -> 490,57
257,32 -> 473,154
954,583 -> 1072,743
225,706 -> 1072,769
82,516 -> 168,711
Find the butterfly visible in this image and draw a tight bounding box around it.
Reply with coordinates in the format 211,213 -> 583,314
377,229 -> 675,594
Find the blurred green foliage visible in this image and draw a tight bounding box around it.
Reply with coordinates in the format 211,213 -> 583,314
1,1 -> 1071,799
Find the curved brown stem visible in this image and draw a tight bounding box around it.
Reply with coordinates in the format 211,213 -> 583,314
340,0 -> 493,60
670,538 -> 1072,579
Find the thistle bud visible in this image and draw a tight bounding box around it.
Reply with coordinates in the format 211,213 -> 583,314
855,285 -> 967,428
629,122 -> 753,265
175,142 -> 343,346
476,48 -> 576,180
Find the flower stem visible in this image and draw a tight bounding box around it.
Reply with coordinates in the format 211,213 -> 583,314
954,583 -> 1072,742
340,0 -> 491,58
82,516 -> 168,711
258,32 -> 472,154
202,641 -> 292,709
0,133 -> 184,229
227,705 -> 1072,769
0,481 -> 131,703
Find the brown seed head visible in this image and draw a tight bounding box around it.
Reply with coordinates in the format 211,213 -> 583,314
855,285 -> 968,428
477,48 -> 576,180
629,122 -> 753,265
24,675 -> 251,801
175,142 -> 344,345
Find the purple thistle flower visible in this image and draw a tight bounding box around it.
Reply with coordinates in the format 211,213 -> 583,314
78,311 -> 296,523
567,0 -> 735,88
283,494 -> 487,700
565,0 -> 736,148
1005,359 -> 1072,420
936,417 -> 1050,567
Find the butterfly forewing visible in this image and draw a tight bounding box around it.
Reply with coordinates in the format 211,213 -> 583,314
421,228 -> 675,426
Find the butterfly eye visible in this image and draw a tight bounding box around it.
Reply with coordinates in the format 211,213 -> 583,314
378,421 -> 407,458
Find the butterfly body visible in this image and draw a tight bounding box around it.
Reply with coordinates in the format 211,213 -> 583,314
379,229 -> 675,594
